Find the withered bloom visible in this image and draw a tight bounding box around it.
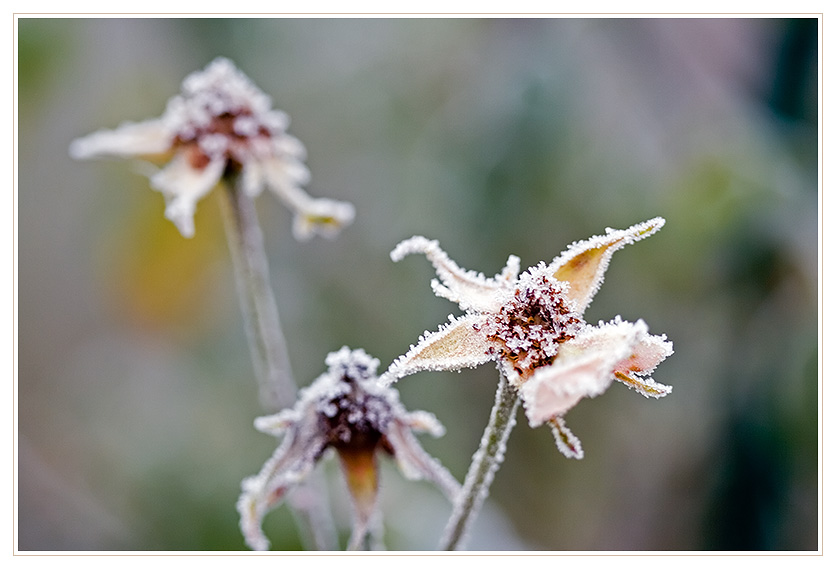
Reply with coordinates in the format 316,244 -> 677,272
237,347 -> 460,550
70,57 -> 354,239
381,218 -> 673,459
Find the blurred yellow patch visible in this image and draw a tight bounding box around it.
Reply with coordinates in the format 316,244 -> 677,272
100,188 -> 230,336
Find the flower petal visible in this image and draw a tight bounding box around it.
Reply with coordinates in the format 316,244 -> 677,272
69,119 -> 172,160
614,371 -> 673,399
380,313 -> 494,385
520,319 -> 643,426
521,349 -> 619,427
258,155 -> 355,240
612,329 -> 673,398
548,416 -> 584,459
390,236 -> 512,312
336,445 -> 379,550
260,154 -> 312,205
551,217 -> 665,314
383,416 -> 461,502
237,413 -> 326,551
253,409 -> 300,436
291,197 -> 356,241
614,329 -> 674,378
150,152 -> 225,237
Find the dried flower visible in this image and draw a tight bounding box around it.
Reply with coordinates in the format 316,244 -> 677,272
237,347 -> 460,551
381,218 -> 673,459
69,57 -> 354,239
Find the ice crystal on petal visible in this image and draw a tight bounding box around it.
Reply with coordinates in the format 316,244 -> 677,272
68,120 -> 172,159
550,217 -> 665,315
391,236 -> 515,312
70,57 -> 354,239
381,314 -> 494,386
383,219 -> 673,458
237,347 -> 460,550
549,416 -> 584,459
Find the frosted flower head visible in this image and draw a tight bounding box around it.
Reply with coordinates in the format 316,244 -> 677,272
237,347 -> 460,551
381,218 -> 673,459
70,57 -> 354,239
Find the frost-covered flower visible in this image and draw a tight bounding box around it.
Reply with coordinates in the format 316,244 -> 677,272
381,218 -> 673,459
237,347 -> 460,551
70,57 -> 354,239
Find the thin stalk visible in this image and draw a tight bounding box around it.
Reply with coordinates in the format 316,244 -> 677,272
219,180 -> 296,411
219,179 -> 337,550
439,369 -> 520,551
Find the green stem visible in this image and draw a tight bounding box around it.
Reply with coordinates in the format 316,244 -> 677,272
438,369 -> 520,551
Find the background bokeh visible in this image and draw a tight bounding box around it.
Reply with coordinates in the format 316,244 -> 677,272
17,17 -> 819,551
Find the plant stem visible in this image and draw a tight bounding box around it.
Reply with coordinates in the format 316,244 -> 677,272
438,369 -> 520,551
219,179 -> 337,550
219,180 -> 297,412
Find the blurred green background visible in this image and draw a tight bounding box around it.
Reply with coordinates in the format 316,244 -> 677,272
17,17 -> 819,551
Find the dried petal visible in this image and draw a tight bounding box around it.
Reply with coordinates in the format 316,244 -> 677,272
236,411 -> 327,551
614,328 -> 674,378
384,417 -> 461,502
239,347 -> 457,549
70,57 -> 353,240
549,416 -> 584,459
336,445 -> 380,550
381,314 -> 494,385
391,236 -> 508,312
521,348 -> 618,427
291,198 -> 357,241
151,153 -> 226,237
384,220 -> 672,460
551,217 -> 665,314
69,119 -> 172,159
614,371 -> 673,398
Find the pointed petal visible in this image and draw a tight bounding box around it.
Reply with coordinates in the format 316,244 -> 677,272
607,320 -> 673,398
520,349 -> 619,427
390,236 -> 508,312
614,329 -> 674,378
69,119 -> 172,160
384,417 -> 461,502
150,152 -> 225,237
260,155 -> 312,206
336,445 -> 379,551
402,410 -> 446,438
614,371 -> 673,398
548,416 -> 584,459
551,217 -> 665,314
237,415 -> 326,550
380,314 -> 494,385
253,409 -> 299,436
520,319 -> 643,426
291,197 -> 356,241
258,155 -> 354,240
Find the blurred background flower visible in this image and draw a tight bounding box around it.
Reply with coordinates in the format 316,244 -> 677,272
17,17 -> 818,551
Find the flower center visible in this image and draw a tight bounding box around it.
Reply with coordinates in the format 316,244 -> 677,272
321,382 -> 394,453
174,110 -> 273,171
484,272 -> 582,378
163,58 -> 287,171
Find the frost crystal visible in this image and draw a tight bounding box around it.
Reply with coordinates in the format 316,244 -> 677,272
381,218 -> 673,459
70,57 -> 354,239
237,347 -> 460,551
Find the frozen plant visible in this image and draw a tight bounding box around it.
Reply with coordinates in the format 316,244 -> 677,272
70,56 -> 675,552
382,218 -> 673,549
70,57 -> 358,549
238,347 -> 461,551
70,57 -> 354,239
